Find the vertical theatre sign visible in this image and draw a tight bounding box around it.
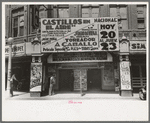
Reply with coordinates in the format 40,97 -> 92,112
120,61 -> 131,90
41,18 -> 119,52
30,63 -> 42,92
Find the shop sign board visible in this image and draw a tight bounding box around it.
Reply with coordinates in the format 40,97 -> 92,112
120,61 -> 132,90
41,17 -> 119,52
130,41 -> 146,51
5,43 -> 25,56
30,63 -> 42,92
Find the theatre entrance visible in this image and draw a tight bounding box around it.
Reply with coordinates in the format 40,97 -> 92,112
87,69 -> 101,91
59,69 -> 74,91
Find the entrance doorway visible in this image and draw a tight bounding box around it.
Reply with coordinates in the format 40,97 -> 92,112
87,69 -> 101,91
59,69 -> 74,91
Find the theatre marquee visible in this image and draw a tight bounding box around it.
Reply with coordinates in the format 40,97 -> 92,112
41,17 -> 119,53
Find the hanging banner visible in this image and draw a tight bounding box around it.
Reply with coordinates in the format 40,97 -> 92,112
30,63 -> 42,92
41,17 -> 119,52
120,61 -> 132,90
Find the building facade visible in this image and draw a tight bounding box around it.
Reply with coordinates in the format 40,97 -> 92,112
5,4 -> 147,96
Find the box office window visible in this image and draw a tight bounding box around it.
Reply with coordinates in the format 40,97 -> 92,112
12,7 -> 24,37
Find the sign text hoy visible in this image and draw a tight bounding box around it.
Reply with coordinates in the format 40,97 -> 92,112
99,23 -> 118,51
41,18 -> 119,52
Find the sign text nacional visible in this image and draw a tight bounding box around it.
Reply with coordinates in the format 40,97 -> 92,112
41,17 -> 119,52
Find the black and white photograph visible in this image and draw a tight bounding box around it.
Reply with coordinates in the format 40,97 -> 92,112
2,1 -> 149,121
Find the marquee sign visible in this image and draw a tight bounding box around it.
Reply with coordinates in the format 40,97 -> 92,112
53,52 -> 107,61
41,18 -> 119,52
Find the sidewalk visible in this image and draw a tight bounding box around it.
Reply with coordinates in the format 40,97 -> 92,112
5,91 -> 140,100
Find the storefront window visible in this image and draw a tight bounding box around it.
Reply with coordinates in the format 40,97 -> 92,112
132,66 -> 140,77
141,65 -> 146,77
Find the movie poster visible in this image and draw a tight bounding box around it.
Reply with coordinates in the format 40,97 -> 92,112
30,63 -> 42,92
120,61 -> 131,90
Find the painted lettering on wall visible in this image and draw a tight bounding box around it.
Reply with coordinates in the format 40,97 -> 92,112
41,18 -> 119,52
5,43 -> 25,55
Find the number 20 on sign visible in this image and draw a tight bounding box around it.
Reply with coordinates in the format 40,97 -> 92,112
99,31 -> 118,51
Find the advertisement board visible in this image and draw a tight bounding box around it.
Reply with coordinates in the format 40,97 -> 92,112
30,63 -> 42,92
5,43 -> 25,56
41,17 -> 119,52
120,61 -> 132,90
130,41 -> 146,51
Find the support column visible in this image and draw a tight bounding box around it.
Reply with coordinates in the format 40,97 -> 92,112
119,56 -> 133,96
119,35 -> 133,97
30,35 -> 43,97
30,55 -> 43,97
6,44 -> 12,97
6,37 -> 14,98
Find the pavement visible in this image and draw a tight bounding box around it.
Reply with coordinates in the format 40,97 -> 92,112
3,91 -> 148,121
5,91 -> 141,100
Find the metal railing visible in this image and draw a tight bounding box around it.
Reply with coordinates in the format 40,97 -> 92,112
132,77 -> 146,88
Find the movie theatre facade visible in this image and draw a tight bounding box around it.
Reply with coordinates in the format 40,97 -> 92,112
29,17 -> 135,97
